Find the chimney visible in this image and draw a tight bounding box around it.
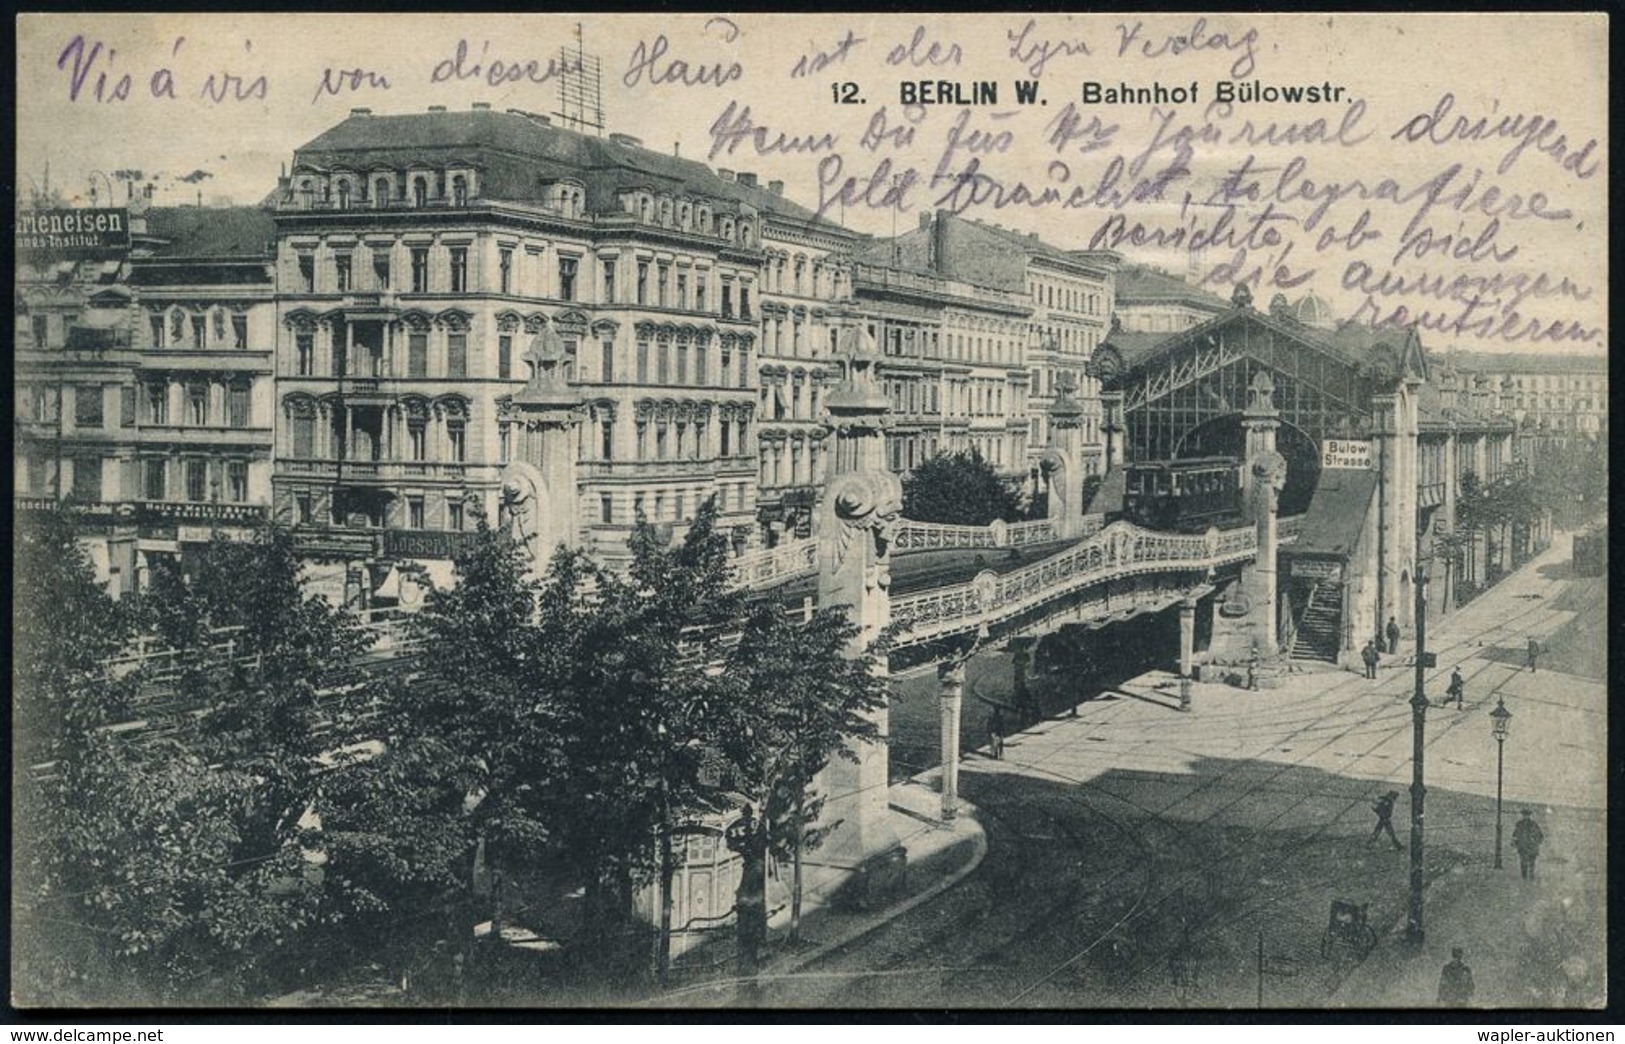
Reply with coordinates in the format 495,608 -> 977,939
350,107 -> 372,117
918,212 -> 932,231
608,132 -> 644,147
932,210 -> 950,275
717,168 -> 735,181
428,105 -> 446,112
471,102 -> 491,111
768,179 -> 784,195
738,171 -> 758,187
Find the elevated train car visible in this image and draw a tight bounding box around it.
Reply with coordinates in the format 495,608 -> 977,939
1117,457 -> 1245,533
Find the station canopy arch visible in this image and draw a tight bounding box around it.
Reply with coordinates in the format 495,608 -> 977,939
1097,289 -> 1426,468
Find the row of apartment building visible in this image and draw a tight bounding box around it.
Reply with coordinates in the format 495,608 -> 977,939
13,105 -> 1133,603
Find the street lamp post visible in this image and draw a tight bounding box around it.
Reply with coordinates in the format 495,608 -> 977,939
1406,558 -> 1430,946
1490,697 -> 1512,869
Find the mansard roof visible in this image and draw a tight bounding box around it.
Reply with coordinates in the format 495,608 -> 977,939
293,107 -> 843,231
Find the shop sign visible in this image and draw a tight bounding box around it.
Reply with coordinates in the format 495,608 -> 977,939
17,208 -> 131,260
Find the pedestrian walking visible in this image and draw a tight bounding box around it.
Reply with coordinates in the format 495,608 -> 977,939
1438,948 -> 1476,1006
988,707 -> 1006,760
1385,616 -> 1401,655
1369,790 -> 1403,850
1513,808 -> 1545,880
1445,667 -> 1465,709
1526,637 -> 1541,672
1361,640 -> 1379,680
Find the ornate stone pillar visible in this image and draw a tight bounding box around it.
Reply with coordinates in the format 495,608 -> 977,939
1041,371 -> 1087,538
1242,372 -> 1285,655
1099,389 -> 1126,470
498,328 -> 583,571
817,324 -> 906,885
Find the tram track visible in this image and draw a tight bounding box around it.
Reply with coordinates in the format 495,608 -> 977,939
991,587 -> 1561,1005
787,578 -> 1562,1006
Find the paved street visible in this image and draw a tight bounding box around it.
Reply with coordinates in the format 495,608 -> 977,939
756,534 -> 1605,1008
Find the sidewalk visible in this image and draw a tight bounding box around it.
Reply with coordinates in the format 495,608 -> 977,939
1329,833 -> 1607,1008
767,775 -> 988,973
653,774 -> 987,1005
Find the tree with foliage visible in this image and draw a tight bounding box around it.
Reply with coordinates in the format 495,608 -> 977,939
719,603 -> 889,951
902,449 -> 1024,526
317,514 -> 564,994
136,528 -> 375,861
539,499 -> 744,984
13,510 -> 319,1004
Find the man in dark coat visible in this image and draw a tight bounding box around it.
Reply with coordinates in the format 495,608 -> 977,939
1438,948 -> 1475,1006
988,707 -> 1006,760
1512,809 -> 1545,879
1526,637 -> 1541,672
1445,667 -> 1465,709
1361,641 -> 1379,680
1369,790 -> 1403,850
1385,616 -> 1401,655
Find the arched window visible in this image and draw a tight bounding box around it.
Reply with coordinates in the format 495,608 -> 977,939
639,196 -> 652,222
373,178 -> 390,207
451,175 -> 467,207
336,180 -> 351,209
412,177 -> 428,208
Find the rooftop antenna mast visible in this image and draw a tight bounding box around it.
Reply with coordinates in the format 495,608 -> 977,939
552,22 -> 605,135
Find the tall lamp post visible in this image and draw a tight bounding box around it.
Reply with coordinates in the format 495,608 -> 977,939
1490,697 -> 1512,869
1406,557 -> 1430,946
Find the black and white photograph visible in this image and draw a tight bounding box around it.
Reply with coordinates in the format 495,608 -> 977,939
11,12 -> 1609,1015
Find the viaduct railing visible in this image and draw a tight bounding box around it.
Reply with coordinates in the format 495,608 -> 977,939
890,521 -> 1256,647
726,535 -> 820,591
727,514 -> 1111,592
95,520 -> 1256,696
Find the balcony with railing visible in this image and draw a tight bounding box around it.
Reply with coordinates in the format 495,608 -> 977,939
276,458 -> 474,482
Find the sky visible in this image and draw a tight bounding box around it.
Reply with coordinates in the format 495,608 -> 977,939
15,13 -> 1608,355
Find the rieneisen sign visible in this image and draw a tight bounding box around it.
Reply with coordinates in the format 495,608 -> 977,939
15,208 -> 131,259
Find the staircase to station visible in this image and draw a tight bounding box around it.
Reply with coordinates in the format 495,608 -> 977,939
1288,582 -> 1342,663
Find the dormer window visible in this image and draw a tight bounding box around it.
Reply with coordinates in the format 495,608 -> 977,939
451,175 -> 468,207
698,207 -> 712,233
336,180 -> 352,209
739,222 -> 752,245
721,218 -> 735,240
659,198 -> 673,225
412,177 -> 428,208
680,202 -> 692,228
639,196 -> 652,222
373,177 -> 391,208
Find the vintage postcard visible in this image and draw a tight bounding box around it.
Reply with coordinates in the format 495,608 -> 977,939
12,13 -> 1607,1013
